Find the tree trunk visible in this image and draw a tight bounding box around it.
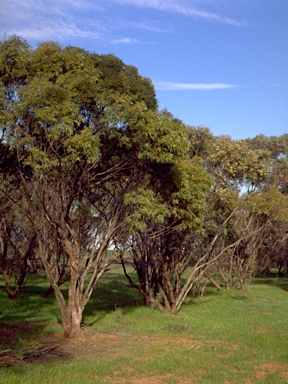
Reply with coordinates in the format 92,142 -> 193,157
2,270 -> 22,299
41,272 -> 70,298
218,269 -> 230,290
204,273 -> 221,291
62,305 -> 83,338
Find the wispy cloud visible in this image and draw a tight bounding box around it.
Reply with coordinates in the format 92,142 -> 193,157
156,82 -> 236,91
111,37 -> 141,44
109,0 -> 247,27
121,21 -> 174,33
13,24 -> 102,42
0,0 -> 247,46
0,0 -> 106,42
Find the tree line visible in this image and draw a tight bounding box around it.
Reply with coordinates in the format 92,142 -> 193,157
1,36 -> 287,338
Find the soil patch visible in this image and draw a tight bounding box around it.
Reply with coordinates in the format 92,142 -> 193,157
245,362 -> 288,383
0,322 -> 206,368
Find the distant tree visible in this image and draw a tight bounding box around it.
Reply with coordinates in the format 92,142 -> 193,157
183,128 -> 283,291
0,136 -> 38,299
245,134 -> 288,274
0,173 -> 38,299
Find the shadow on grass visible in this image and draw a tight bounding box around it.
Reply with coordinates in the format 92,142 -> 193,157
84,271 -> 224,323
0,270 -> 144,329
82,271 -> 144,324
0,274 -> 65,355
0,274 -> 62,325
0,322 -> 48,350
253,274 -> 288,292
0,322 -> 72,368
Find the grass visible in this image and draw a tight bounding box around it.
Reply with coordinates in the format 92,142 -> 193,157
0,267 -> 288,383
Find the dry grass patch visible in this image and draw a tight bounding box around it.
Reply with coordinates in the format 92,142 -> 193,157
245,362 -> 288,384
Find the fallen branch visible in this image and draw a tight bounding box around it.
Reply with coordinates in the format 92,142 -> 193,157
21,344 -> 60,360
0,349 -> 14,356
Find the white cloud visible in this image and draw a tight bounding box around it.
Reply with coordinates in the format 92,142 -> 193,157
122,21 -> 174,33
108,0 -> 247,27
0,0 -> 106,42
14,24 -> 101,42
0,0 -> 247,46
111,37 -> 140,44
156,82 -> 236,90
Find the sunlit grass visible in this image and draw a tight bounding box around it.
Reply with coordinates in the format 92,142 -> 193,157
1,267 -> 288,383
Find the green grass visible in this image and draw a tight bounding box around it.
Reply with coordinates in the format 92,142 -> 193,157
1,268 -> 288,383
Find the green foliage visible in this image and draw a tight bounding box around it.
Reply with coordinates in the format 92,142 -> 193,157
124,157 -> 212,233
208,135 -> 271,188
171,158 -> 213,229
0,35 -> 30,82
187,125 -> 214,158
124,187 -> 168,231
246,187 -> 288,222
246,133 -> 288,159
246,134 -> 288,194
64,127 -> 100,162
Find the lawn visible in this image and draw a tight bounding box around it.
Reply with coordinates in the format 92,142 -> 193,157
0,267 -> 288,383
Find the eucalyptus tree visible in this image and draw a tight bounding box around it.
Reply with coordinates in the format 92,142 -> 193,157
0,36 -> 184,336
0,171 -> 38,299
185,128 -> 280,290
121,127 -> 275,311
116,116 -> 214,314
244,134 -> 288,274
0,135 -> 39,298
244,186 -> 288,276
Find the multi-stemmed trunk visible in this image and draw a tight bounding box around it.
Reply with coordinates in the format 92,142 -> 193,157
38,217 -> 120,338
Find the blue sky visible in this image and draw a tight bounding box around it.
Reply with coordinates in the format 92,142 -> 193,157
1,0 -> 287,139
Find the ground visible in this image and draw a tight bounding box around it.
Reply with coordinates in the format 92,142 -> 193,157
1,323 -> 288,383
